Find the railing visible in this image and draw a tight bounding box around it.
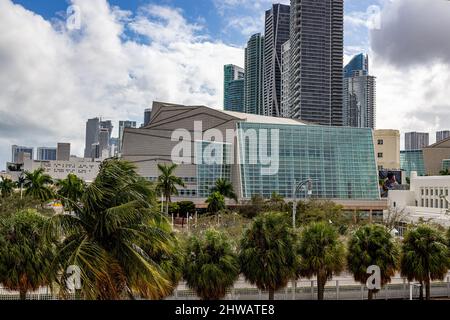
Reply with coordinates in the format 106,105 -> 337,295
2,274 -> 449,300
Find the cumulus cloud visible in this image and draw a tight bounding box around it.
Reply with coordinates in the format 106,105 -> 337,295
370,0 -> 450,146
371,0 -> 450,68
0,0 -> 243,169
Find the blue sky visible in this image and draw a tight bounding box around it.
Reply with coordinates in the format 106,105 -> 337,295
12,0 -> 380,50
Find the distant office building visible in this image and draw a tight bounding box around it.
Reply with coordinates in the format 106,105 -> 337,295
289,0 -> 344,126
405,132 -> 429,150
110,137 -> 119,157
343,54 -> 376,129
224,64 -> 245,112
57,143 -> 71,161
84,118 -> 114,158
423,136 -> 450,175
144,108 -> 152,127
84,118 -> 100,158
119,121 -> 137,154
400,150 -> 426,178
98,128 -> 111,159
280,40 -> 291,118
263,3 -> 290,117
374,130 -> 400,171
436,131 -> 450,143
37,147 -> 57,161
11,145 -> 33,163
244,33 -> 264,115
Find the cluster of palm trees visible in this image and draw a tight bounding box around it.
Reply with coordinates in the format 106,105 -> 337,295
184,214 -> 450,300
1,160 -> 450,301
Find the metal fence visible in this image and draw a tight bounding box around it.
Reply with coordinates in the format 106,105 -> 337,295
167,276 -> 450,300
2,275 -> 449,300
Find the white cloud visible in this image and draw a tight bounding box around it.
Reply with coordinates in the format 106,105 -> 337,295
0,0 -> 244,168
370,0 -> 450,146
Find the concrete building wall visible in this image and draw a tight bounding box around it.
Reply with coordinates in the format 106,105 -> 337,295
423,137 -> 450,175
23,157 -> 100,182
374,129 -> 400,170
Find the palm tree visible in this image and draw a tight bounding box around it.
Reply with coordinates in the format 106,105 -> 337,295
211,178 -> 238,203
184,229 -> 239,300
156,163 -> 185,216
400,224 -> 449,300
0,209 -> 55,299
298,221 -> 345,300
439,168 -> 450,176
268,192 -> 285,210
0,177 -> 15,198
46,159 -> 180,299
239,212 -> 298,300
206,192 -> 226,213
347,224 -> 399,299
56,174 -> 86,212
23,168 -> 54,204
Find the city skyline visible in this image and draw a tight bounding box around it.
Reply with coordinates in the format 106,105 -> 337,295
1,0 -> 450,168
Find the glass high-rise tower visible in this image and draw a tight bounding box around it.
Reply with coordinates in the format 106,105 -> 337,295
289,0 -> 344,126
263,4 -> 290,117
343,54 -> 376,129
224,64 -> 245,112
244,33 -> 264,115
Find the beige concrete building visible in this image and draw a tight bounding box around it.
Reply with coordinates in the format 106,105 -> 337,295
373,129 -> 400,170
423,137 -> 450,175
23,157 -> 101,183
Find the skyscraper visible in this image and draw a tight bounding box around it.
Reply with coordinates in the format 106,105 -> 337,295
144,108 -> 152,126
37,147 -> 57,161
11,145 -> 33,163
405,132 -> 429,150
119,120 -> 137,154
436,130 -> 450,143
244,33 -> 264,115
263,4 -> 290,117
343,54 -> 376,129
84,118 -> 100,158
280,40 -> 291,118
289,0 -> 344,126
84,118 -> 113,158
224,64 -> 245,112
57,143 -> 71,161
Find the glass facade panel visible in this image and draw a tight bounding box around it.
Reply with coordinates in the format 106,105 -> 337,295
400,150 -> 425,178
237,123 -> 380,200
196,141 -> 232,197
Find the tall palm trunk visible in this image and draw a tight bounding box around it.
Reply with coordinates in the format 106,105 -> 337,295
19,288 -> 27,300
425,277 -> 431,300
317,272 -> 327,300
419,280 -> 424,300
368,289 -> 374,300
268,288 -> 275,300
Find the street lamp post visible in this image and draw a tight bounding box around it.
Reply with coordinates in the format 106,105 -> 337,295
292,179 -> 315,228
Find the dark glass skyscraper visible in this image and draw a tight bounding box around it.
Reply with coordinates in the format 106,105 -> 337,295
343,53 -> 376,129
224,64 -> 245,112
244,33 -> 264,115
344,53 -> 369,78
289,0 -> 344,126
263,4 -> 290,117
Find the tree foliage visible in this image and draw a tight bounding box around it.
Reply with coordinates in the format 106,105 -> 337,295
0,210 -> 56,299
239,212 -> 298,300
184,229 -> 239,300
298,221 -> 345,300
400,225 -> 449,300
347,224 -> 399,299
46,159 -> 180,299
